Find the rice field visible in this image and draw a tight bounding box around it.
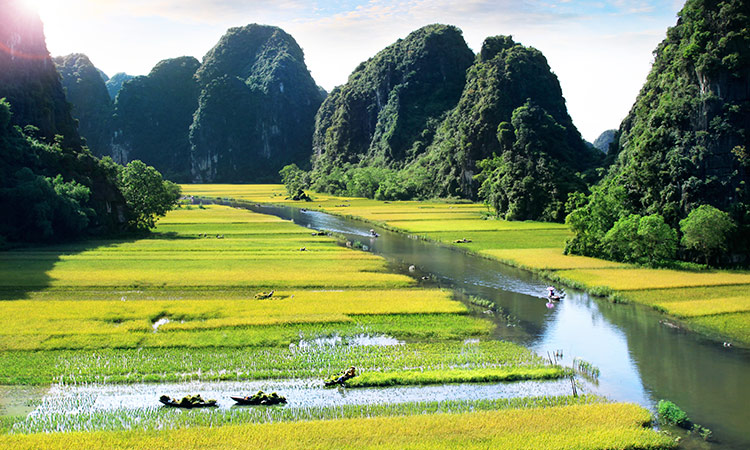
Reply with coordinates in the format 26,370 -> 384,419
2,402 -> 674,450
0,197 -> 674,447
180,185 -> 750,346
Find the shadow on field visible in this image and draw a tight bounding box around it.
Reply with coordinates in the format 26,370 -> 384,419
0,232 -> 195,301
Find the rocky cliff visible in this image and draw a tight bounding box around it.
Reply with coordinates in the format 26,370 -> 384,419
417,35 -> 602,202
605,0 -> 749,224
311,24 -> 474,173
190,24 -> 324,183
0,0 -> 81,148
106,72 -> 134,100
53,53 -> 113,156
112,56 -> 200,182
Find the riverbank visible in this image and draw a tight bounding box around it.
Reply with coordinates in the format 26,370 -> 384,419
182,184 -> 750,348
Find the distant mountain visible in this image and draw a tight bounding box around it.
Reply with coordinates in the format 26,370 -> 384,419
190,24 -> 325,183
106,72 -> 134,100
592,129 -> 616,154
311,24 -> 474,172
53,53 -> 113,156
0,1 -> 81,148
112,57 -> 201,182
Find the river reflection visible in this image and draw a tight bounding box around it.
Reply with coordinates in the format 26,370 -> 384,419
243,201 -> 750,450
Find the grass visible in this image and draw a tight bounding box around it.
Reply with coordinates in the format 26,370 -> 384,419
6,395 -> 600,434
555,268 -> 750,291
180,185 -> 750,347
0,335 -> 536,385
344,367 -> 564,387
2,403 -> 674,449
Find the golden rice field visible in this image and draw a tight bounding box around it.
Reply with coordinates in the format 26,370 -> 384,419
2,403 -> 674,450
0,197 -> 673,448
181,185 -> 750,346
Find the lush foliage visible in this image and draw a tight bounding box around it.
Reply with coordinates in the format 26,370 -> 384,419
679,205 -> 736,264
475,101 -> 592,221
566,0 -> 750,264
117,160 -> 181,230
0,98 -> 124,243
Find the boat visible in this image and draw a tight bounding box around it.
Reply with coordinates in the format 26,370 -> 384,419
231,390 -> 287,405
159,394 -> 217,408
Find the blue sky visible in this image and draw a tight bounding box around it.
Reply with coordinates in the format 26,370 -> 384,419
35,0 -> 685,141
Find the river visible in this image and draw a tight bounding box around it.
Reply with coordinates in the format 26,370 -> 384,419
239,201 -> 750,450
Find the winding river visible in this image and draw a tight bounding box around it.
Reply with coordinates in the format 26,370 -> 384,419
239,201 -> 750,450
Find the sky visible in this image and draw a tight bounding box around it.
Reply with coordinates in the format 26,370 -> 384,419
28,0 -> 685,142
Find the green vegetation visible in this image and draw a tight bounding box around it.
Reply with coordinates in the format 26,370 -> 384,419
657,399 -> 712,441
305,30 -> 602,210
344,367 -> 564,388
7,395 -> 600,435
2,403 -> 674,450
0,98 -> 122,243
680,205 -> 736,264
118,160 -> 181,230
565,0 -> 750,265
184,185 -> 750,346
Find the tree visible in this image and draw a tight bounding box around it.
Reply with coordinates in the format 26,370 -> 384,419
602,214 -> 677,265
118,160 -> 181,230
680,205 -> 736,265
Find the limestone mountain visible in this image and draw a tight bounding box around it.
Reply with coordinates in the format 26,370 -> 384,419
190,24 -> 325,183
311,24 -> 475,175
409,35 -> 603,220
112,56 -> 201,182
53,53 -> 113,156
106,72 -> 134,100
566,0 -> 750,258
0,0 -> 125,242
593,129 -> 616,154
0,1 -> 81,148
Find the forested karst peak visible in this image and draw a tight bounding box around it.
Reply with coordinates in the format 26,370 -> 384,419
112,56 -> 201,182
53,53 -> 113,156
311,24 -> 475,177
0,0 -> 81,148
566,0 -> 750,264
190,23 -> 324,183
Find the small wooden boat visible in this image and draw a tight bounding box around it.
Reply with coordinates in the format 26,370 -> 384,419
231,390 -> 287,405
159,394 -> 217,408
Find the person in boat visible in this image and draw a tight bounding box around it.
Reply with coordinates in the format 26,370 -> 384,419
334,366 -> 357,384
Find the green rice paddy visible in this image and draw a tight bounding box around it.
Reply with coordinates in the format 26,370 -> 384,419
0,199 -> 673,448
185,184 -> 750,347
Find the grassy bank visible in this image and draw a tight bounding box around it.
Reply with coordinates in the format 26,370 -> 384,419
183,184 -> 750,346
